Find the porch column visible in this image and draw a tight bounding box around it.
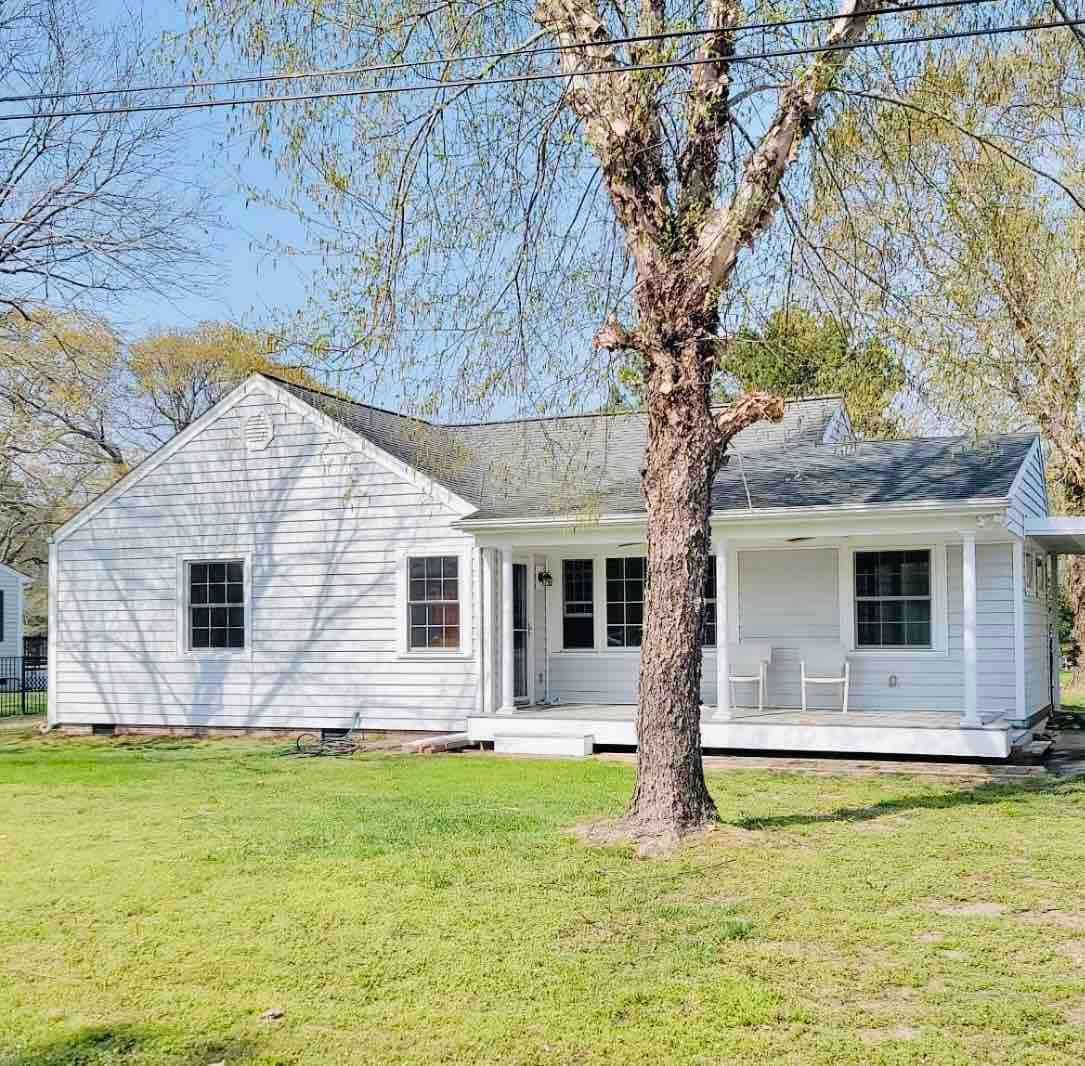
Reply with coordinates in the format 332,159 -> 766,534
714,543 -> 731,720
482,548 -> 497,714
500,547 -> 516,712
961,532 -> 980,726
1013,538 -> 1026,723
1051,554 -> 1061,713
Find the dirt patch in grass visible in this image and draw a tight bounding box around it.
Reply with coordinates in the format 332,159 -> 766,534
934,901 -> 1008,917
858,1025 -> 920,1041
915,931 -> 946,944
571,816 -> 765,856
1067,1003 -> 1085,1026
1019,910 -> 1085,931
1057,940 -> 1085,966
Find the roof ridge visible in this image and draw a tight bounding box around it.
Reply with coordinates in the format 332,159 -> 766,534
259,371 -> 842,430
257,371 -> 439,427
435,394 -> 841,429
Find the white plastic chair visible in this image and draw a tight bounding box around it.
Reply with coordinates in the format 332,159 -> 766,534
728,643 -> 773,712
801,646 -> 851,714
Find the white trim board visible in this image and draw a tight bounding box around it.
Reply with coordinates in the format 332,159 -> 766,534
0,562 -> 32,584
51,374 -> 478,545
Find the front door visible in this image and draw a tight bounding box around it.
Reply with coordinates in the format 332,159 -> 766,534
513,562 -> 529,703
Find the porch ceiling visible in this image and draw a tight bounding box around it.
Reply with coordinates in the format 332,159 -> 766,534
1024,518 -> 1085,554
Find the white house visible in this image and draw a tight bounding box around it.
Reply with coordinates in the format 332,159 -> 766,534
47,372 -> 1078,759
0,561 -> 29,659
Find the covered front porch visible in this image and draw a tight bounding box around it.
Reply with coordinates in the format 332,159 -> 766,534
465,503 -> 1067,760
466,703 -> 1024,759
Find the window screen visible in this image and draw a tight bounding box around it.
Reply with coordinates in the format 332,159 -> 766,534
189,560 -> 245,649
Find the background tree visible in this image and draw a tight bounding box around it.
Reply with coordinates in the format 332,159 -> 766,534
0,312 -> 314,592
180,1 -> 1045,844
0,308 -> 131,590
725,308 -> 903,437
130,322 -> 324,440
0,0 -> 217,319
807,28 -> 1085,679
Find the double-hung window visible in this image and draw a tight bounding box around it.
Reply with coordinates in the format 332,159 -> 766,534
407,555 -> 461,650
855,550 -> 931,648
188,560 -> 245,650
562,559 -> 594,649
606,557 -> 645,647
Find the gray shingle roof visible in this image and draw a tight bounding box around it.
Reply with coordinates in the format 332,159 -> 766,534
266,375 -> 1035,520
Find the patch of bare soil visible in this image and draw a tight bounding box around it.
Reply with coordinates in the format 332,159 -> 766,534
1019,910 -> 1085,932
1056,940 -> 1085,966
939,949 -> 969,961
856,988 -> 917,1013
934,901 -> 1007,917
857,1025 -> 919,1042
915,931 -> 946,944
1066,1002 -> 1085,1026
571,816 -> 761,857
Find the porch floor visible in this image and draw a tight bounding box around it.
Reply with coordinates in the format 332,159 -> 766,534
467,703 -> 1026,760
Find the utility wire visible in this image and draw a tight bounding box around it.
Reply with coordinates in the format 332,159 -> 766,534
2,15 -> 1079,123
1052,0 -> 1085,49
0,0 -> 997,106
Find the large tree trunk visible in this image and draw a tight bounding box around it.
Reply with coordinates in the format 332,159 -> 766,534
1070,556 -> 1085,688
627,375 -> 719,836
534,0 -> 874,848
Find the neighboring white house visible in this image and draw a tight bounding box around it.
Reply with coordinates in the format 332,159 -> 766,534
47,372 -> 1077,759
0,562 -> 29,659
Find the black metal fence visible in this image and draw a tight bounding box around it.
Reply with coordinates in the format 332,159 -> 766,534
0,655 -> 47,717
23,635 -> 47,660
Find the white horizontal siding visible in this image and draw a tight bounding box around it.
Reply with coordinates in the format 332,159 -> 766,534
737,548 -> 839,643
0,567 -> 23,657
547,543 -> 1018,715
1006,441 -> 1049,537
1024,589 -> 1051,715
53,387 -> 478,730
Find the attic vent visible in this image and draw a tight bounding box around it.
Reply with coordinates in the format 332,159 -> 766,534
242,412 -> 274,452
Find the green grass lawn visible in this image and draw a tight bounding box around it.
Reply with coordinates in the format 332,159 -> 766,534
2,733 -> 1085,1065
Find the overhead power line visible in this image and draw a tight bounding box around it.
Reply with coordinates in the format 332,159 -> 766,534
1051,0 -> 1085,50
1,14 -> 1079,124
0,0 -> 997,106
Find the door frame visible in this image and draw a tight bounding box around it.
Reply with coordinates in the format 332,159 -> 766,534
513,554 -> 536,705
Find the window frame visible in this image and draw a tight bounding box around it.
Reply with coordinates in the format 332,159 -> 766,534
853,548 -> 934,651
395,542 -> 473,660
406,554 -> 463,653
561,557 -> 597,651
604,556 -> 646,649
176,552 -> 252,658
701,558 -> 717,648
839,543 -> 949,658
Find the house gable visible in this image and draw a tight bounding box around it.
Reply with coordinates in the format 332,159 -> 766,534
52,375 -> 477,546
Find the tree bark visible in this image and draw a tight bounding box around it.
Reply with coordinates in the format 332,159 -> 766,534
533,0 -> 874,845
1069,556 -> 1085,688
627,366 -> 719,836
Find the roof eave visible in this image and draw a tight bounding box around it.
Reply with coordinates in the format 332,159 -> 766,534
455,496 -> 1012,532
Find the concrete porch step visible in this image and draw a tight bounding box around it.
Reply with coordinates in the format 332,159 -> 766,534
493,733 -> 594,757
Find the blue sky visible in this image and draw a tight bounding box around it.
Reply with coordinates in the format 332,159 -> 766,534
100,1 -> 314,337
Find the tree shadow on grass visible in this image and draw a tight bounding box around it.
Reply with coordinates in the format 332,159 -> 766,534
726,779 -> 1076,831
0,1025 -> 259,1066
